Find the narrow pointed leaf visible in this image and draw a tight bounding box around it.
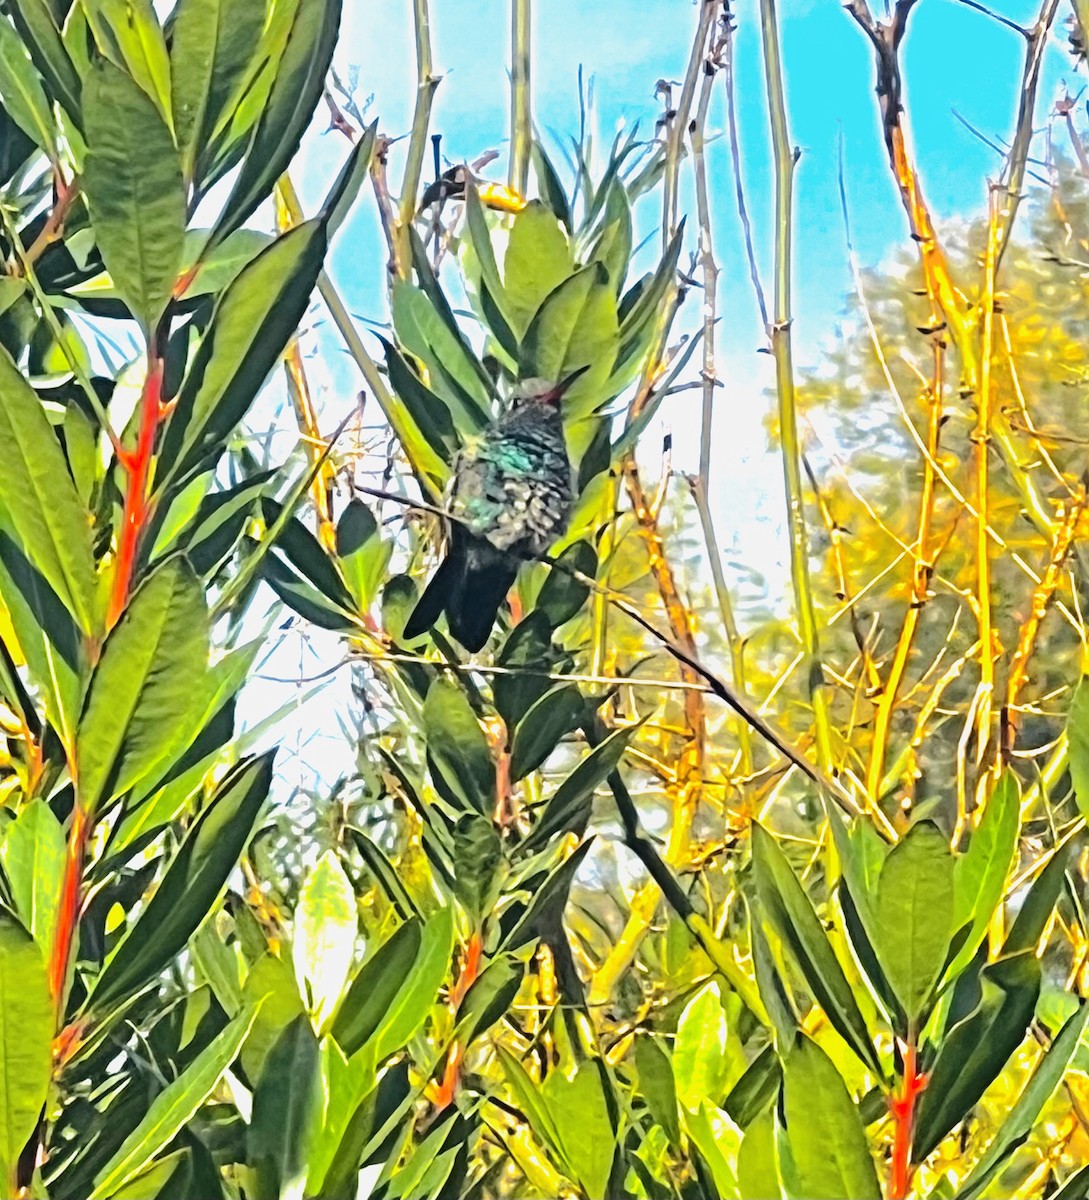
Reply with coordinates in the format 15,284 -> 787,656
77,559 -> 209,812
0,917 -> 51,1190
751,823 -> 882,1075
874,820 -> 953,1019
88,1005 -> 258,1200
4,0 -> 80,122
88,752 -> 274,1009
157,220 -> 327,487
0,799 -> 64,955
948,772 -> 1019,977
0,16 -> 57,156
956,1002 -> 1089,1200
248,1014 -> 321,1200
211,0 -> 341,245
503,201 -> 574,336
509,683 -> 584,781
169,0 -> 266,181
293,850 -> 356,1031
82,59 -> 185,332
782,1035 -> 880,1200
913,953 -> 1041,1161
82,0 -> 171,119
423,676 -> 495,815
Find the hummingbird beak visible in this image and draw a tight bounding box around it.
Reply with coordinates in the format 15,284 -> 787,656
545,364 -> 591,403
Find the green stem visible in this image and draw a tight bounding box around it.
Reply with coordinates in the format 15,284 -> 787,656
759,0 -> 834,775
396,0 -> 439,277
317,271 -> 446,495
509,0 -> 531,196
689,50 -> 751,773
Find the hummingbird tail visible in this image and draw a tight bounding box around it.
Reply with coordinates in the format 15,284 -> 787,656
402,550 -> 457,642
446,555 -> 519,652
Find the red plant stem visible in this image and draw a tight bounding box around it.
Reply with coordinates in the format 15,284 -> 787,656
889,1029 -> 927,1199
431,932 -> 484,1111
107,345 -> 165,628
48,801 -> 90,1017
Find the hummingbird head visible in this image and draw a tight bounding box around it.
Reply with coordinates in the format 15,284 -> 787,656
511,366 -> 590,412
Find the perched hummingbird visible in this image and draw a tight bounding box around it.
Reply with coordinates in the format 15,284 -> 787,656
403,372 -> 583,651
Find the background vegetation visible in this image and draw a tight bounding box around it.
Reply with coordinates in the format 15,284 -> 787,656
0,0 -> 1088,1197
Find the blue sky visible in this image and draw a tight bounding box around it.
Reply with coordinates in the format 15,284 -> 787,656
320,0 -> 1074,362
291,0 -> 1076,577
262,0 -> 1078,785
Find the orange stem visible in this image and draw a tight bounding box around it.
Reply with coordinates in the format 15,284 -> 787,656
889,1031 -> 927,1199
108,347 -> 165,628
429,932 -> 484,1111
48,802 -> 90,1016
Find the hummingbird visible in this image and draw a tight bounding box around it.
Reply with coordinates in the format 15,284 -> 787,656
403,372 -> 584,652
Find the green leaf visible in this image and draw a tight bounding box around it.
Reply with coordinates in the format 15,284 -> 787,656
542,1061 -> 615,1199
249,1014 -> 322,1200
0,16 -> 57,156
157,220 -> 327,487
587,179 -> 632,293
673,980 -> 730,1114
422,676 -> 495,815
521,724 -> 633,853
873,820 -> 953,1020
684,1102 -> 741,1199
390,281 -> 491,427
380,337 -> 461,467
323,120 -> 378,242
82,58 -> 185,333
330,919 -> 419,1057
82,0 -> 172,119
498,1046 -> 564,1164
261,498 -> 355,613
304,1035 -> 377,1197
724,1044 -> 782,1129
948,772 -> 1019,977
781,1035 -> 880,1200
0,799 -> 64,955
913,952 -> 1041,1161
509,683 -> 584,781
190,921 -> 243,1016
492,611 -> 555,730
957,1002 -> 1089,1200
88,752 -> 274,1010
293,850 -> 357,1031
4,0 -> 81,123
0,356 -> 96,738
533,540 -> 597,628
1003,842 -> 1070,955
738,1107 -> 781,1200
241,951 -> 305,1082
634,1035 -> 680,1147
1068,677 -> 1089,822
462,184 -> 515,331
519,262 -> 619,423
532,140 -> 572,230
211,0 -> 341,245
88,1005 -> 258,1200
1051,1166 -> 1089,1200
503,201 -> 575,336
77,559 -> 209,813
0,343 -> 96,631
102,1150 -> 188,1200
332,908 -> 453,1060
451,812 -> 503,921
0,917 -> 51,1192
751,824 -> 882,1076
336,499 -> 390,611
169,0 -> 266,182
